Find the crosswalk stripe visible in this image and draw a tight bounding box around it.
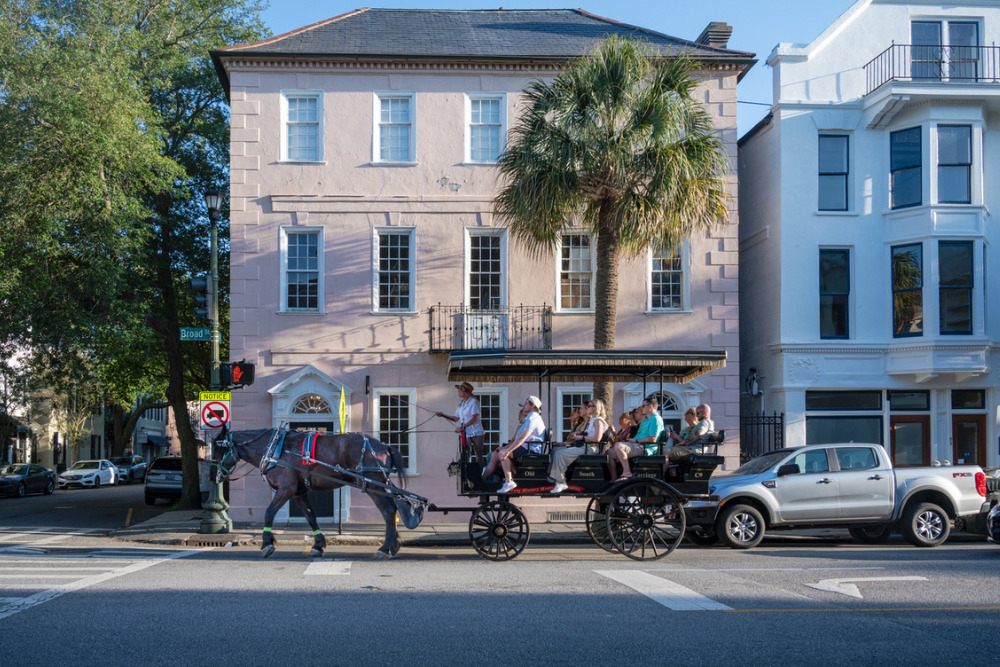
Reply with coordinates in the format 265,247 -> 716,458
0,529 -> 101,552
304,560 -> 352,576
596,570 -> 733,611
0,547 -> 209,621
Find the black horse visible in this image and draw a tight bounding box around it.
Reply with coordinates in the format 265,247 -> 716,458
213,427 -> 424,560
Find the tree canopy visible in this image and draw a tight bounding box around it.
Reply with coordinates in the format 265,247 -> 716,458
493,36 -> 730,409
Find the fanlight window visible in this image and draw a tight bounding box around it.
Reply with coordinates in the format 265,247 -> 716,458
646,392 -> 679,413
291,394 -> 332,414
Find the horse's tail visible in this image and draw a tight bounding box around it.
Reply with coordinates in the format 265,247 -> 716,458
387,445 -> 407,491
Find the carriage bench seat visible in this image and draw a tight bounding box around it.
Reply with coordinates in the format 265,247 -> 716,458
512,453 -> 551,486
567,454 -> 611,492
632,455 -> 666,478
665,454 -> 725,495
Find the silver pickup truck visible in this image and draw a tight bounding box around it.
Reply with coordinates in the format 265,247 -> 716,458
698,443 -> 987,549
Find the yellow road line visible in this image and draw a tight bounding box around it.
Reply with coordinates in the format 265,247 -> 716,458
125,508 -> 133,528
725,606 -> 1000,614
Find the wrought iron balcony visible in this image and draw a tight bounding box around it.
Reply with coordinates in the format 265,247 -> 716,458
429,304 -> 552,353
866,43 -> 1000,95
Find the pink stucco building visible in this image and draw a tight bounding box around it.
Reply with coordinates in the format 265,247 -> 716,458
210,8 -> 753,524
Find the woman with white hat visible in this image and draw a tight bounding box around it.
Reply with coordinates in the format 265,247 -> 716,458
436,381 -> 486,465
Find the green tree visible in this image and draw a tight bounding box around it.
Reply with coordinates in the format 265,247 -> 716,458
493,37 -> 729,410
0,0 -> 265,507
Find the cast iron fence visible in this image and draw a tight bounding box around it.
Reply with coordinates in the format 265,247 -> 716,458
740,411 -> 784,464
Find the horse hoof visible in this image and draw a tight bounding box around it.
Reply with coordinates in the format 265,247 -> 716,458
374,550 -> 393,561
309,548 -> 324,558
261,545 -> 275,559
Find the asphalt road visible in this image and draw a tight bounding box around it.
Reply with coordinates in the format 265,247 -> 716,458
0,526 -> 997,666
0,479 -> 166,530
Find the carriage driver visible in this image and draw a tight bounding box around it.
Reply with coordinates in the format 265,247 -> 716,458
435,381 -> 487,466
482,395 -> 546,494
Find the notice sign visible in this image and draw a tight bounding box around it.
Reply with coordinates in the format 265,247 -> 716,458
199,392 -> 231,429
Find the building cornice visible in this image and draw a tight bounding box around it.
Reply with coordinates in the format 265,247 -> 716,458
769,341 -> 996,355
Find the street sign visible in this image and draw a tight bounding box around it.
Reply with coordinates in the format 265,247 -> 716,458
181,327 -> 211,341
200,401 -> 230,429
199,391 -> 231,401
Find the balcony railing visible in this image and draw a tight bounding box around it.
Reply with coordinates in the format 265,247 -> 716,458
429,304 -> 552,353
866,43 -> 1000,95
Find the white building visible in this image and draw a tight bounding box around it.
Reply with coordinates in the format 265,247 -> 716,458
739,0 -> 1000,468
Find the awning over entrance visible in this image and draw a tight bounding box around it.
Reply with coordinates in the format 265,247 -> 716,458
146,435 -> 169,448
446,349 -> 726,384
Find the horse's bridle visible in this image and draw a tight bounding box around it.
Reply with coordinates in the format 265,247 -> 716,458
212,429 -> 271,483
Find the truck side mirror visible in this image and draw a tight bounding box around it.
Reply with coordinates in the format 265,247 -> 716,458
777,463 -> 800,476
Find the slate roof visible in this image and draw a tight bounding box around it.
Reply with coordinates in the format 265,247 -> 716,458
213,8 -> 753,62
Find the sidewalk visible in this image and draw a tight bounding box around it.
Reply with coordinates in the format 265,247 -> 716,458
109,510 -> 989,549
110,509 -> 594,548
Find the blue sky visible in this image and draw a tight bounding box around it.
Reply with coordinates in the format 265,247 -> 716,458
260,0 -> 859,138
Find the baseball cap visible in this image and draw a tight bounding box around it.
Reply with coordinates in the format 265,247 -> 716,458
519,395 -> 542,410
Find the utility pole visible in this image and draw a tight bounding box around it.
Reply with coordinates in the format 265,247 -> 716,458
199,189 -> 232,534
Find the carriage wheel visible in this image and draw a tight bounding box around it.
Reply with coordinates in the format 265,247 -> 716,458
605,479 -> 686,561
585,498 -> 615,553
469,500 -> 530,561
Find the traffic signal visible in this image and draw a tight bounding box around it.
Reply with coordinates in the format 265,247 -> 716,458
189,274 -> 213,320
220,360 -> 255,388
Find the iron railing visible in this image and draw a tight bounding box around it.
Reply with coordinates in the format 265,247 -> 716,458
428,304 -> 552,353
865,43 -> 1000,95
739,411 -> 784,464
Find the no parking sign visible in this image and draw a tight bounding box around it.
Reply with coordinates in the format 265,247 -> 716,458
199,391 -> 231,430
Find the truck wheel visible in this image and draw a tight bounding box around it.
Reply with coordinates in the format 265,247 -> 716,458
901,502 -> 950,547
717,504 -> 765,549
145,493 -> 156,506
848,524 -> 891,544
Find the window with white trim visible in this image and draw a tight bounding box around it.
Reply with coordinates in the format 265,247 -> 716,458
911,20 -> 980,81
475,389 -> 506,453
373,228 -> 415,312
281,91 -> 322,162
939,240 -> 973,335
557,390 -> 592,442
649,242 -> 685,311
937,125 -> 971,204
466,94 -> 505,163
818,134 -> 849,211
281,228 -> 323,312
890,127 -> 921,209
374,389 -> 415,474
375,93 -> 414,163
558,233 -> 594,311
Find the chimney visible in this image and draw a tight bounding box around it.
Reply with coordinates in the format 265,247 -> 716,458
696,22 -> 733,49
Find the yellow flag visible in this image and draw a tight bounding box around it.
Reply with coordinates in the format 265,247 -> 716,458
338,386 -> 347,434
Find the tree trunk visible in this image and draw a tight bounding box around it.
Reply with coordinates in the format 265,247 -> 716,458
153,194 -> 202,509
593,198 -> 621,415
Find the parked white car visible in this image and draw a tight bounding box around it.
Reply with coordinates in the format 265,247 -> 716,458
57,459 -> 116,489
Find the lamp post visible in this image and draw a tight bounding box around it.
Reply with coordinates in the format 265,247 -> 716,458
199,189 -> 232,534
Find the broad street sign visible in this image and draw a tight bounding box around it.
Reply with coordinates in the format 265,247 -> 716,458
199,392 -> 231,430
181,327 -> 211,341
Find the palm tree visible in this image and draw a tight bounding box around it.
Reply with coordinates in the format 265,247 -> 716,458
493,36 -> 730,410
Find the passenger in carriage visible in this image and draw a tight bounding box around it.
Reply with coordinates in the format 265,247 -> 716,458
663,403 -> 715,463
666,407 -> 698,445
613,410 -> 638,444
549,399 -> 610,493
482,395 -> 546,494
608,397 -> 663,481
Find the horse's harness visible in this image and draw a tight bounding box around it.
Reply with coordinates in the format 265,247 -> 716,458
219,427 -> 421,508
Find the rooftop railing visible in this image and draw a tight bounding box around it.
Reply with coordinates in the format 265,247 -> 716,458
865,43 -> 1000,95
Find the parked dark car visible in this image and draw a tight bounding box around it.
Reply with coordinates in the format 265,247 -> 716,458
112,456 -> 148,484
0,464 -> 56,497
145,456 -> 210,505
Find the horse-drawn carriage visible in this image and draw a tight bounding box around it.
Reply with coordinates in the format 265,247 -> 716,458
214,350 -> 728,562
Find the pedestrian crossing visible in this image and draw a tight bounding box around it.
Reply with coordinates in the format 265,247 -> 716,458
0,527 -> 206,621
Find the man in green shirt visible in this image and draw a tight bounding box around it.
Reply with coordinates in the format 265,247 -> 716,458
608,397 -> 664,481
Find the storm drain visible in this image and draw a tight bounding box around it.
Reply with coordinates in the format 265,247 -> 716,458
185,534 -> 256,547
546,511 -> 586,523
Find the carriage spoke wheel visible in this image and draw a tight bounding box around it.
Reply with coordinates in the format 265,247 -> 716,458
605,480 -> 685,561
469,500 -> 530,561
586,498 -> 615,553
